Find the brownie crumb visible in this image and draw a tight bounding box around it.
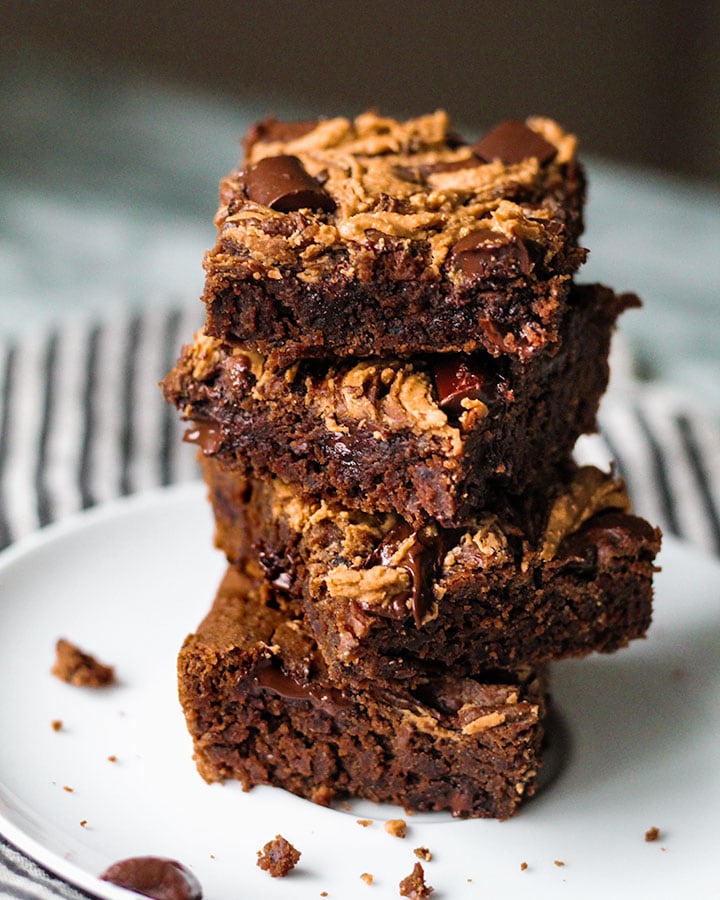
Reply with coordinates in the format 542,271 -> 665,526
320,893 -> 328,897
361,873 -> 373,885
413,847 -> 432,861
399,862 -> 433,898
384,818 -> 407,838
356,819 -> 373,827
107,755 -> 118,763
52,639 -> 115,687
80,820 -> 87,828
520,861 -> 528,871
645,826 -> 660,842
51,719 -> 63,732
553,859 -> 566,867
256,835 -> 301,877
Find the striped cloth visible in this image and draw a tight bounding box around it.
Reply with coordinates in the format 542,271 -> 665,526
1,305 -> 719,898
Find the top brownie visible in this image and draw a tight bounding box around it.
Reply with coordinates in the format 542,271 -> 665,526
203,111 -> 587,364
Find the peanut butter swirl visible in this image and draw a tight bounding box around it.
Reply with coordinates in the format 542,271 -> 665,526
214,111 -> 580,282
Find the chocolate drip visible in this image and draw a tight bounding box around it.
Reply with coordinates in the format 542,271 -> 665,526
369,522 -> 449,627
183,421 -> 222,454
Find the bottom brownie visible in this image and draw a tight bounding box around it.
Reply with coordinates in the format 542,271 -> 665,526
178,567 -> 547,819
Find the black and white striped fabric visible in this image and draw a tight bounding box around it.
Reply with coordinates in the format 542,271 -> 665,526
1,305 -> 719,898
0,304 -> 203,552
1,305 -> 718,557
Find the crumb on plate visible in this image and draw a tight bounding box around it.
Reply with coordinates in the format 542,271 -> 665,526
52,638 -> 115,687
384,818 -> 407,838
399,862 -> 433,898
256,835 -> 301,877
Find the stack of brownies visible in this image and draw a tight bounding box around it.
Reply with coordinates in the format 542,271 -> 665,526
163,111 -> 661,819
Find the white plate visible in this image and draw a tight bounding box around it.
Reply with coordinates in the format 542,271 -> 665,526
0,483 -> 718,899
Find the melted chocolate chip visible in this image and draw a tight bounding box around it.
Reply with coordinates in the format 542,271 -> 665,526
254,663 -> 352,709
472,120 -> 557,165
450,229 -> 532,279
183,421 -> 223,454
244,155 -> 336,213
429,355 -> 487,416
100,857 -> 202,900
369,523 -> 447,627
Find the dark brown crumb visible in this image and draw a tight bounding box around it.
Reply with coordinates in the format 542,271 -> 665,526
63,786 -> 74,793
645,826 -> 660,842
356,819 -> 373,827
520,861 -> 528,871
52,639 -> 115,687
413,847 -> 432,861
256,835 -> 301,877
360,873 -> 373,885
51,719 -> 63,732
384,818 -> 407,838
320,893 -> 328,897
399,862 -> 433,898
554,860 -> 566,867
79,820 -> 87,828
107,755 -> 118,763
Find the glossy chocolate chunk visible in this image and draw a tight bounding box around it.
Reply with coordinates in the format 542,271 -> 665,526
183,421 -> 223,454
450,229 -> 532,278
472,120 -> 557,165
369,522 -> 446,627
244,155 -> 336,213
100,857 -> 202,900
254,663 -> 352,710
430,355 -> 487,416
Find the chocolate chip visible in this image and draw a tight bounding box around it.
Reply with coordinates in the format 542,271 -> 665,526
369,523 -> 446,627
430,355 -> 487,416
450,229 -> 532,278
243,116 -> 319,156
100,857 -> 202,900
244,155 -> 336,213
472,120 -> 557,165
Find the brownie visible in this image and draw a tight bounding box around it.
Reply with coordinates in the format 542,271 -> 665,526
202,460 -> 661,683
201,111 -> 588,364
177,567 -> 547,819
164,283 -> 633,527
